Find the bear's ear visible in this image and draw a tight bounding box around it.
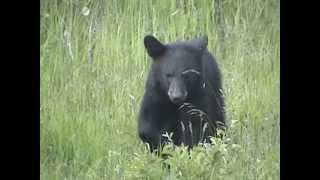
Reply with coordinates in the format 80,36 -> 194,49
189,35 -> 208,51
144,35 -> 166,59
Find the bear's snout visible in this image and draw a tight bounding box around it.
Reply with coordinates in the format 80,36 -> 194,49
168,78 -> 188,104
168,90 -> 187,104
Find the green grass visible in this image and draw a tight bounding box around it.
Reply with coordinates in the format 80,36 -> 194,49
40,0 -> 279,179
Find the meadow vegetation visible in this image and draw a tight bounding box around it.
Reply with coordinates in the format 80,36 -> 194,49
40,0 -> 279,179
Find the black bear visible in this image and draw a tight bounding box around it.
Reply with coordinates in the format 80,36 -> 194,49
138,35 -> 225,152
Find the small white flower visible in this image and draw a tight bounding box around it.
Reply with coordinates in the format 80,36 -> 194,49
81,6 -> 90,16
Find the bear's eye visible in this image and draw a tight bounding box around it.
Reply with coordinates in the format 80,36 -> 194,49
181,69 -> 201,86
182,73 -> 196,82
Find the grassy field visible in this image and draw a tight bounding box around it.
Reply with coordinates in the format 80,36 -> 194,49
40,0 -> 279,179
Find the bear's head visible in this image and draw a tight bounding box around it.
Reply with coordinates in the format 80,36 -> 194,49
144,35 -> 208,104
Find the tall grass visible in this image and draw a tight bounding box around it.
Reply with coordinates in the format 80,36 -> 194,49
40,0 -> 279,179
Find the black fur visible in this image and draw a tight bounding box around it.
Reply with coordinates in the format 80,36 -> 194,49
138,35 -> 225,152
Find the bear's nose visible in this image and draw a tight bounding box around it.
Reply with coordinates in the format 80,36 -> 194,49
168,91 -> 188,104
